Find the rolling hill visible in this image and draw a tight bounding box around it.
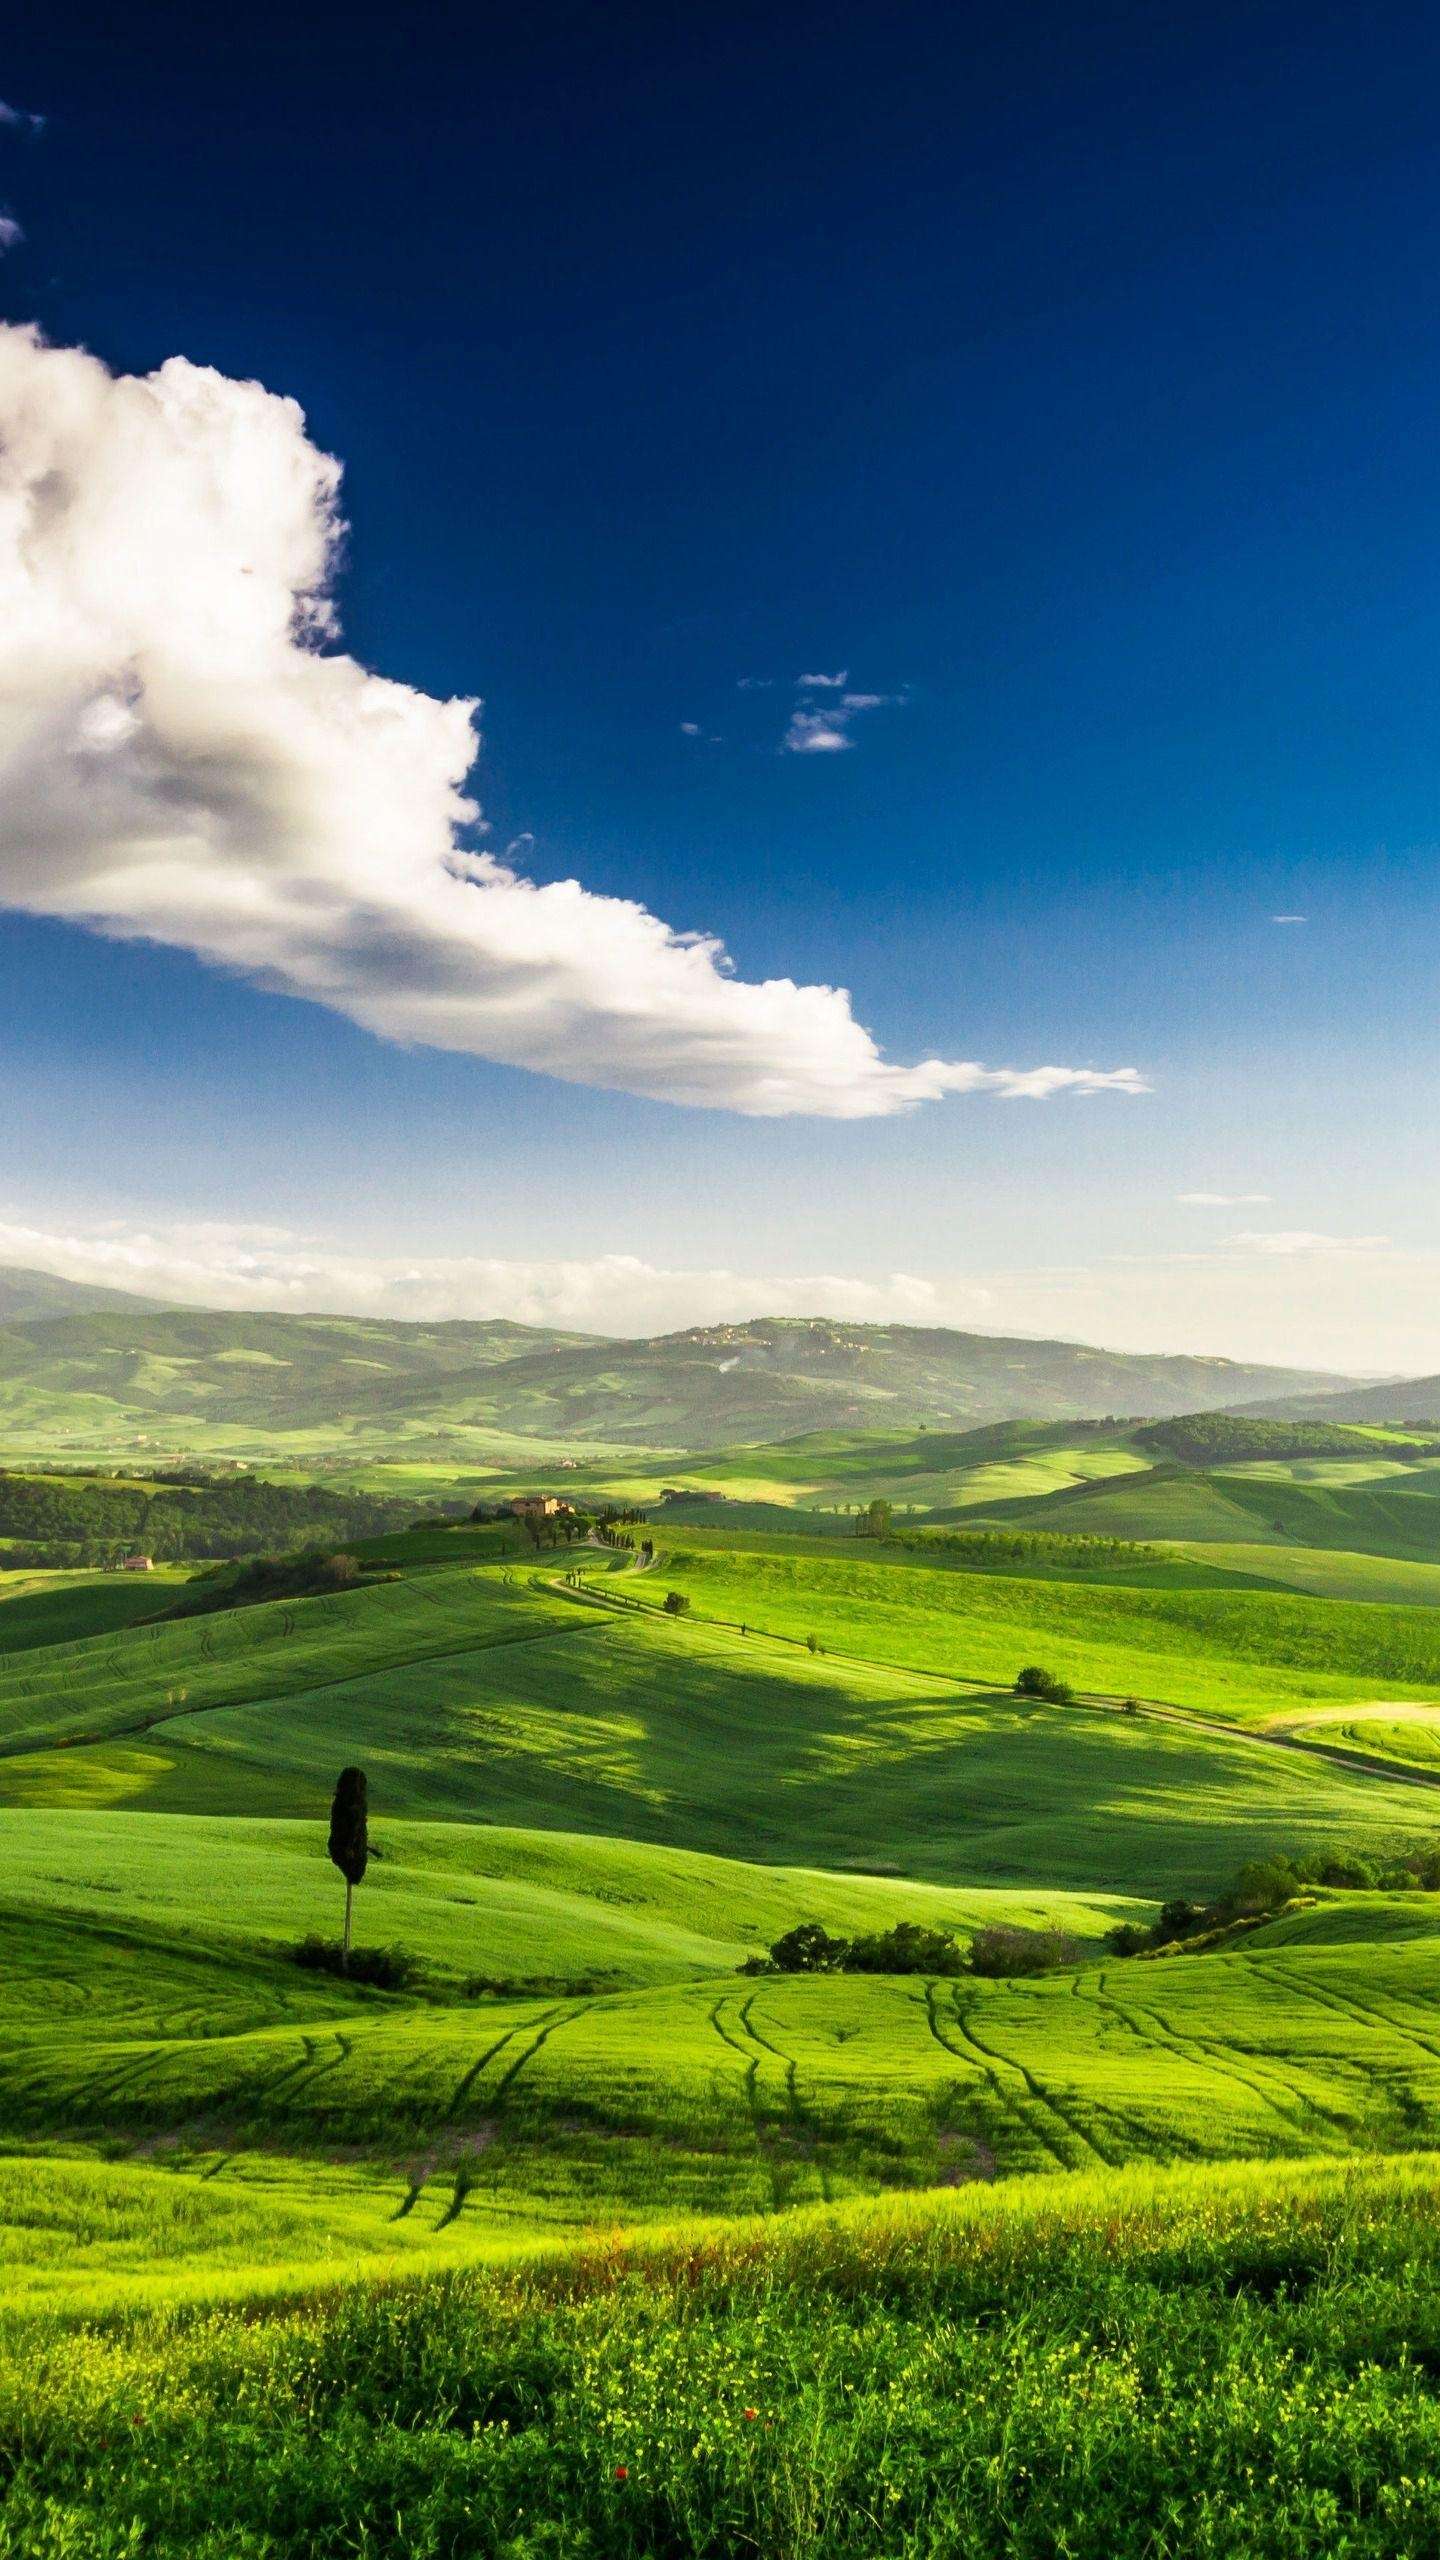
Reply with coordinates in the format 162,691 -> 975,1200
0,1261 -> 169,1320
0,1282 -> 1349,1458
1245,1373 -> 1440,1426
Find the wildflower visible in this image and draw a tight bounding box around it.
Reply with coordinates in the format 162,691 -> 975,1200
744,2407 -> 759,2421
614,2464 -> 629,2482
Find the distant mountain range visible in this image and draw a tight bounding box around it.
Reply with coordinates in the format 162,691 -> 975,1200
1237,1376 -> 1440,1426
0,1265 -> 170,1322
0,1266 -> 1354,1452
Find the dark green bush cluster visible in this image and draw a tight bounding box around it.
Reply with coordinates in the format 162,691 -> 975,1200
293,1937 -> 421,1990
901,1526 -> 1163,1569
1134,1412 -> 1433,1465
169,1550 -> 388,1618
744,1918 -> 1077,1978
1014,1663 -> 1076,1703
744,1919 -> 966,1977
1109,1839 -> 1440,1956
968,1922 -> 1083,1975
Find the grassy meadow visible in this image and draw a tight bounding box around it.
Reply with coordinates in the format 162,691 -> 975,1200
10,2157 -> 1440,2556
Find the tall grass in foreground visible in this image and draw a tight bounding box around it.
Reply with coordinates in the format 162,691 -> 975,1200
7,2155 -> 1440,2556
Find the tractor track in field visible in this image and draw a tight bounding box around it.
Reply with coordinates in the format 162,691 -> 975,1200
1100,1970 -> 1355,2148
920,1980 -> 990,2082
444,2002 -> 586,2118
75,2047 -> 166,2116
942,1988 -> 1078,2172
708,1998 -> 771,2177
1249,1954 -> 1440,2071
435,2162 -> 477,2230
1080,1975 -> 1230,2162
707,1996 -> 754,2065
738,1997 -> 825,2172
980,1982 -> 1128,2169
490,2001 -> 593,2101
736,1993 -> 791,2067
445,2024 -> 523,2117
255,2029 -> 353,2115
714,1992 -> 832,2205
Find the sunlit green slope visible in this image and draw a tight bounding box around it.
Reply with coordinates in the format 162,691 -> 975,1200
1,1571 -> 1434,1893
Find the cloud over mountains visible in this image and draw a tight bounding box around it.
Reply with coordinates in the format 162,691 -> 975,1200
0,325 -> 1144,1118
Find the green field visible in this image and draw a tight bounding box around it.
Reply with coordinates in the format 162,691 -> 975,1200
11,1397 -> 1440,2553
625,1533 -> 1440,1718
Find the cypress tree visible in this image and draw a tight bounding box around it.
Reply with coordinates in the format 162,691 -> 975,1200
328,1765 -> 368,1967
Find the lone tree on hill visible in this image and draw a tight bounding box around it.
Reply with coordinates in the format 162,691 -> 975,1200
328,1765 -> 369,1968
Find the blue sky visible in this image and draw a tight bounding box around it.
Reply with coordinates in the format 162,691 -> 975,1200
1,1 -> 1439,1365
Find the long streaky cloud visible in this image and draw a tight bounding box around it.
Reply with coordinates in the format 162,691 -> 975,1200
0,1215 -> 981,1333
0,326 -> 1146,1118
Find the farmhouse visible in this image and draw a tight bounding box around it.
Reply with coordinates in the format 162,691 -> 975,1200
507,1494 -> 572,1520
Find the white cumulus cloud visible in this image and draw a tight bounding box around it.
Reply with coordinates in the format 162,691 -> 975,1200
0,325 -> 1144,1118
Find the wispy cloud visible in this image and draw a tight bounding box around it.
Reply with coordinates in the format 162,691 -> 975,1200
1176,1190 -> 1271,1207
781,675 -> 904,756
0,212 -> 21,253
1271,913 -> 1307,925
783,709 -> 854,754
0,1214 -> 984,1334
0,325 -> 1143,1120
0,99 -> 45,134
1232,1230 -> 1390,1256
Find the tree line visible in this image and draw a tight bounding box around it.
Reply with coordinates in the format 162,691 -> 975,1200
0,1468 -> 421,1563
1134,1413 -> 1435,1466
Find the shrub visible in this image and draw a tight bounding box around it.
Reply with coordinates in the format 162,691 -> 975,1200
748,1918 -> 966,1977
1014,1664 -> 1076,1704
662,1589 -> 691,1616
969,1923 -> 1081,1977
1230,1857 -> 1304,1915
293,1936 -> 420,1990
765,1922 -> 849,1973
843,1921 -> 964,1976
1315,1852 -> 1378,1890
